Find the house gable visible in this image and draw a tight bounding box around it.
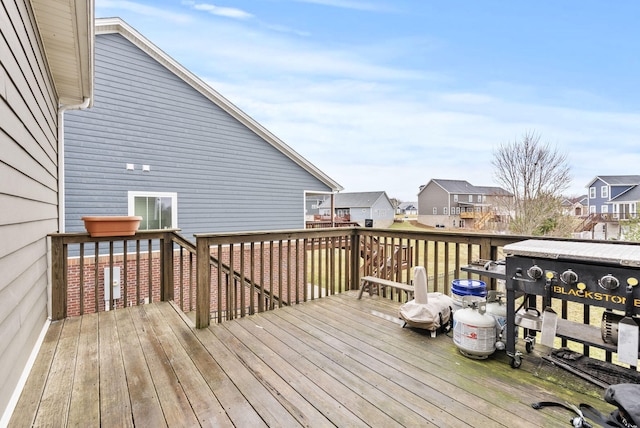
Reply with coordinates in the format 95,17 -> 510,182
93,18 -> 340,192
64,20 -> 340,237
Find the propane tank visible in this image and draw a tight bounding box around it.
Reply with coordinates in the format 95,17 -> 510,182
453,296 -> 497,359
485,290 -> 508,351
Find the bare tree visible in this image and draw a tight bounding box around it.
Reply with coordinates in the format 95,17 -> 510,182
389,197 -> 402,210
492,131 -> 572,235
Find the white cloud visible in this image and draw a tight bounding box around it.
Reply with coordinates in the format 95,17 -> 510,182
292,0 -> 397,13
211,74 -> 640,200
185,2 -> 254,19
96,0 -> 193,23
94,2 -> 640,201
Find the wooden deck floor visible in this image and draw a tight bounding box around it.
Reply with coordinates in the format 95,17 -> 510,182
9,291 -> 614,427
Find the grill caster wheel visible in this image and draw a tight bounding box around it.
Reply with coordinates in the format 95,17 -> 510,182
510,356 -> 522,369
507,351 -> 523,369
525,336 -> 535,353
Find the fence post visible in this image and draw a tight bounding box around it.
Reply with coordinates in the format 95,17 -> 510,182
196,237 -> 211,328
161,233 -> 174,302
50,235 -> 67,320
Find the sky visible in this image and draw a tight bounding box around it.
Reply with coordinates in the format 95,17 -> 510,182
95,0 -> 640,202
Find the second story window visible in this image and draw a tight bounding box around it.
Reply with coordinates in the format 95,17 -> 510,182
468,195 -> 473,202
601,186 -> 609,199
589,187 -> 596,198
453,194 -> 458,202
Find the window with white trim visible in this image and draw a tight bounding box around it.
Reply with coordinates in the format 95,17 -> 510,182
128,191 -> 178,230
453,194 -> 458,202
601,205 -> 608,214
589,205 -> 596,214
468,195 -> 473,202
589,187 -> 596,198
601,186 -> 609,198
433,207 -> 437,215
443,207 -> 448,215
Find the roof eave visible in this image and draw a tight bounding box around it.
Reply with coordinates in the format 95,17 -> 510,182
31,0 -> 95,106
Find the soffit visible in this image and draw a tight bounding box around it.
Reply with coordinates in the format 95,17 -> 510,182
30,0 -> 94,105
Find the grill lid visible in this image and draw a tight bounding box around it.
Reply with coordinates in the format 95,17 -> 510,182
503,239 -> 640,267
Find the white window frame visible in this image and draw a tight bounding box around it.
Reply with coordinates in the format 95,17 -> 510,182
453,194 -> 458,202
468,195 -> 473,202
589,205 -> 596,214
433,207 -> 437,215
601,186 -> 609,198
128,191 -> 178,229
601,205 -> 608,214
589,187 -> 596,199
443,207 -> 448,215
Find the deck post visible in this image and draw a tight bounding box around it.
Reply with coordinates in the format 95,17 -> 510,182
196,236 -> 211,328
50,235 -> 67,320
350,230 -> 361,291
161,233 -> 174,302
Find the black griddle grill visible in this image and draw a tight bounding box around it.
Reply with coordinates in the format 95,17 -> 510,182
504,239 -> 640,368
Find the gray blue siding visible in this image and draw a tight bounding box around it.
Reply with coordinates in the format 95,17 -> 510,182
65,33 -> 332,238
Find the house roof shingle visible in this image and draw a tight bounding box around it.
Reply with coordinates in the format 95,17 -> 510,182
319,191 -> 389,209
610,185 -> 640,203
425,179 -> 512,196
588,175 -> 640,187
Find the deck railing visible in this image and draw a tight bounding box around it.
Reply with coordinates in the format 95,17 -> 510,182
50,227 -> 637,364
192,228 -> 521,327
50,230 -> 196,320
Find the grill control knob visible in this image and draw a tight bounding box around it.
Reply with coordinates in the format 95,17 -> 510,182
560,269 -> 578,285
527,265 -> 543,279
598,274 -> 620,290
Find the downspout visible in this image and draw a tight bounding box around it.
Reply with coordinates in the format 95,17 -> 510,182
57,97 -> 91,232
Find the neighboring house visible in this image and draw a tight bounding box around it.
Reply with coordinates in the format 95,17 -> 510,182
579,176 -> 640,240
417,179 -> 512,230
587,175 -> 640,220
0,0 -> 93,421
397,202 -> 418,216
561,195 -> 588,217
64,18 -> 341,238
318,191 -> 395,228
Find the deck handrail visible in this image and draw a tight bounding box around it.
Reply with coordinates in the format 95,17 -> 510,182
51,226 -> 639,364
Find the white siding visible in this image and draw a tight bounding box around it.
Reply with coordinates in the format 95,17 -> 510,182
0,0 -> 59,415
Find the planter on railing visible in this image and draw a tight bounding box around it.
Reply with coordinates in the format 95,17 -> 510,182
81,216 -> 142,237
